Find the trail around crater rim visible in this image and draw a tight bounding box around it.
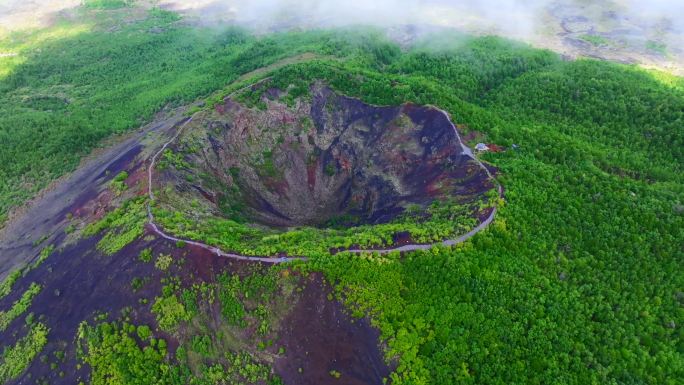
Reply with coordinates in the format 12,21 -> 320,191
146,85 -> 503,263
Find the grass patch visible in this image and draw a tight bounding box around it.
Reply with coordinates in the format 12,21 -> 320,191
154,253 -> 173,271
84,197 -> 147,255
0,322 -> 49,383
0,282 -> 42,331
0,245 -> 53,301
155,195 -> 484,258
579,34 -> 609,46
110,171 -> 129,196
0,271 -> 22,301
152,293 -> 191,332
646,40 -> 667,55
83,0 -> 132,9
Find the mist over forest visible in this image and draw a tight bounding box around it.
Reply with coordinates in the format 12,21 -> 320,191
0,1 -> 682,385
3,0 -> 681,73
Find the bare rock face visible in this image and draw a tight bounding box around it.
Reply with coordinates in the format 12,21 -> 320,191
168,83 -> 491,229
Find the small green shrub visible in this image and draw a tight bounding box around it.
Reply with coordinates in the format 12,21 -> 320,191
329,370 -> 342,379
54,350 -> 65,361
217,274 -> 246,327
324,163 -> 336,176
110,171 -> 129,195
155,254 -> 173,271
151,294 -> 191,332
130,277 -> 145,292
190,335 -> 214,358
138,248 -> 152,263
136,325 -> 152,340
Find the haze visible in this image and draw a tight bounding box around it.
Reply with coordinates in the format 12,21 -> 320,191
1,0 -> 682,71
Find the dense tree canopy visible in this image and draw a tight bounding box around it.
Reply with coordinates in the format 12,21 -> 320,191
0,4 -> 682,385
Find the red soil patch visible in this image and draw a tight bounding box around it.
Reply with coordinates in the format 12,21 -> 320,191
307,159 -> 318,191
460,128 -> 484,143
125,163 -> 148,195
74,188 -> 115,222
487,143 -> 505,153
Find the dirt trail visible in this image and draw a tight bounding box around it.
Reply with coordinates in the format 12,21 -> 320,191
1,79 -> 503,280
0,56 -> 321,278
146,93 -> 503,261
145,79 -> 299,264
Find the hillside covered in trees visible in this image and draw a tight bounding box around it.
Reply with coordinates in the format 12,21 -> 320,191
0,2 -> 682,385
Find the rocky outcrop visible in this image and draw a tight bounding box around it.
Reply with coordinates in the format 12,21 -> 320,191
166,82 -> 492,229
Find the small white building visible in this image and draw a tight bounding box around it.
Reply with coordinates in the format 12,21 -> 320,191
475,143 -> 489,152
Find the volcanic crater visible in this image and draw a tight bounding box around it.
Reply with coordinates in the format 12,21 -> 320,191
160,82 -> 493,233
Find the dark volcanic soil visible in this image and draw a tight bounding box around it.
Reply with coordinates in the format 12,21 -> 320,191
0,108 -> 188,282
0,105 -> 391,384
2,226 -> 391,385
2,236 -> 166,385
275,274 -> 391,385
164,82 -> 492,230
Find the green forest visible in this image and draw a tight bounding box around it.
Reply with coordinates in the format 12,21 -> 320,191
0,3 -> 682,385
